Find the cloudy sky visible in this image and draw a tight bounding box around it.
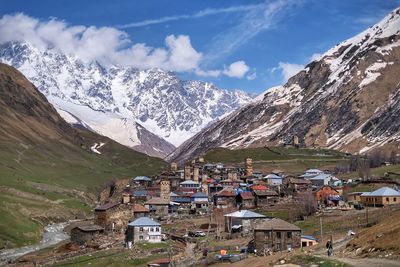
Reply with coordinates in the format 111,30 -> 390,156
1,0 -> 399,93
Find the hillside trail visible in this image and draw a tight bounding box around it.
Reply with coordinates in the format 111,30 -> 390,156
314,236 -> 400,267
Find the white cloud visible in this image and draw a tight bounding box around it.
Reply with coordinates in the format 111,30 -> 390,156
223,60 -> 249,78
195,69 -> 221,78
0,13 -> 201,72
117,3 -> 263,29
277,62 -> 304,81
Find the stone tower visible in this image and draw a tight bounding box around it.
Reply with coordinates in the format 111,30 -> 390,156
193,166 -> 200,182
245,158 -> 253,177
202,182 -> 208,196
170,162 -> 178,172
160,180 -> 170,200
293,135 -> 299,148
184,165 -> 192,180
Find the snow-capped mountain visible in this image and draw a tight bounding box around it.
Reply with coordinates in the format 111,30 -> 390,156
0,41 -> 251,158
169,8 -> 400,164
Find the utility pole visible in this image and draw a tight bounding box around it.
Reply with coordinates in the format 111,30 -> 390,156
320,216 -> 323,243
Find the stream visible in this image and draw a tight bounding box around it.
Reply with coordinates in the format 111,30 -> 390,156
0,222 -> 69,266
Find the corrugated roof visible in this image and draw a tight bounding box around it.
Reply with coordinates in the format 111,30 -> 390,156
310,174 -> 332,180
217,187 -> 236,197
264,174 -> 282,179
133,176 -> 152,181
367,187 -> 400,196
133,190 -> 148,197
254,218 -> 300,231
251,185 -> 268,190
191,192 -> 208,198
133,204 -> 149,213
240,192 -> 254,200
301,235 -> 317,241
180,180 -> 200,185
305,169 -> 323,173
146,197 -> 170,205
94,202 -> 120,211
128,217 -> 160,227
224,210 -> 266,218
253,190 -> 278,196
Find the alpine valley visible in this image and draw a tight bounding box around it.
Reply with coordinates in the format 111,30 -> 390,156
169,8 -> 400,164
0,42 -> 252,158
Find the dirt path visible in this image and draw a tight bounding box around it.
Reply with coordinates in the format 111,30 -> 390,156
315,236 -> 400,267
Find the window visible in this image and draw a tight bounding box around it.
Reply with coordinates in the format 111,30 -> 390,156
287,232 -> 292,239
156,227 -> 159,232
276,232 -> 281,239
139,235 -> 143,240
139,227 -> 144,232
394,198 -> 397,202
387,197 -> 389,202
150,227 -> 154,232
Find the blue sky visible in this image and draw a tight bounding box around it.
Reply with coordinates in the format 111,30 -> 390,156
1,0 -> 399,94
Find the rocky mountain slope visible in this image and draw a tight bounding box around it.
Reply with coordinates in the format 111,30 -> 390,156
169,8 -> 400,164
0,63 -> 167,248
0,42 -> 251,157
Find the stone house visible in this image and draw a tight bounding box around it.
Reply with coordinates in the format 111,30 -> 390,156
253,190 -> 279,207
126,217 -> 161,244
133,203 -> 150,219
314,185 -> 340,205
70,225 -> 104,246
224,210 -> 266,235
94,202 -> 133,231
145,197 -> 170,216
190,192 -> 209,209
214,187 -> 236,208
254,218 -> 301,254
236,192 -> 255,209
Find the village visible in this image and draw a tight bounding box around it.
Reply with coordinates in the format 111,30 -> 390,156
21,152 -> 398,267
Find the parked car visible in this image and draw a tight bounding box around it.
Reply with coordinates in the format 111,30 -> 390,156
195,230 -> 206,237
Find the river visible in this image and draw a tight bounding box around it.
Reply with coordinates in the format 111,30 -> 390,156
0,222 -> 69,266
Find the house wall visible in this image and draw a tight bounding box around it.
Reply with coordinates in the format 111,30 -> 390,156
301,238 -> 318,247
361,196 -> 400,206
315,187 -> 339,202
147,204 -> 169,215
242,199 -> 255,208
70,229 -> 102,246
254,230 -> 301,254
132,226 -> 162,244
95,205 -> 134,232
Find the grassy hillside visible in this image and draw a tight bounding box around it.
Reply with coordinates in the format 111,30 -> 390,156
204,147 -> 348,174
0,130 -> 167,248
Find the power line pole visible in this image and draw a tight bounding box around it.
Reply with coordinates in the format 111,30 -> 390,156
320,216 -> 323,243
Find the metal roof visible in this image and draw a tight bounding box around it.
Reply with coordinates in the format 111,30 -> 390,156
309,173 -> 332,180
365,187 -> 400,197
264,174 -> 282,179
180,180 -> 200,185
301,235 -> 317,241
133,176 -> 152,181
224,210 -> 266,218
128,217 -> 160,227
191,192 -> 208,198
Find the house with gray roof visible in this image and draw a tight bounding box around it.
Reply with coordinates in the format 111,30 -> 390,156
360,187 -> 400,207
126,217 -> 161,244
224,210 -> 267,235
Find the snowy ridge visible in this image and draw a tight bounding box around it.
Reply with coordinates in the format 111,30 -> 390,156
0,41 -> 251,157
168,7 -> 400,163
